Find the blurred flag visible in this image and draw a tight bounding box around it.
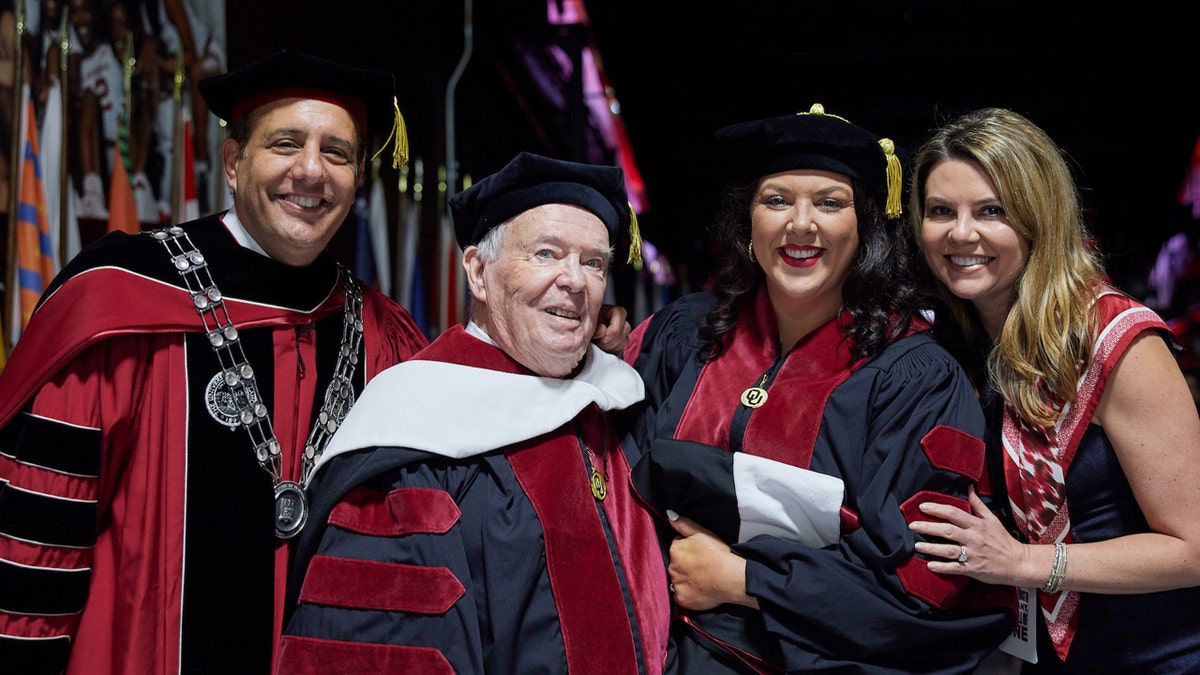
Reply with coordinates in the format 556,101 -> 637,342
1180,133 -> 1200,218
436,207 -> 459,335
409,254 -> 429,338
353,183 -> 377,289
368,169 -> 391,297
11,87 -> 56,343
169,49 -> 199,224
108,140 -> 140,234
396,159 -> 423,311
40,78 -> 76,265
508,0 -> 650,265
175,105 -> 199,222
436,167 -> 465,335
108,35 -> 139,235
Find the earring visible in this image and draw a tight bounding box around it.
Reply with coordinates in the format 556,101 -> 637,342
747,241 -> 756,262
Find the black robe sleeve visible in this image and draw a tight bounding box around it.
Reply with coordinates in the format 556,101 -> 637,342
737,337 -> 1013,674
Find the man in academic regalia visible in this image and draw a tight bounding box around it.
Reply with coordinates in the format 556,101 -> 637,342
0,49 -> 430,674
278,151 -> 671,675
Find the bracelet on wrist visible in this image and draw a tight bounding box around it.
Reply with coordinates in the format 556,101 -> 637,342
1043,541 -> 1068,594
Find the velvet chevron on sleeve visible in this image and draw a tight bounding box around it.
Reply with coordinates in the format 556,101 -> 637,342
279,326 -> 671,675
0,216 -> 428,675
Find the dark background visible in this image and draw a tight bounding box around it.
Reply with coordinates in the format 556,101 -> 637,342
228,0 -> 1200,312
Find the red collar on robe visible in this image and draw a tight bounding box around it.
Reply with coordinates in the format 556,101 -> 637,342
675,286 -> 924,469
342,325 -> 668,673
0,266 -> 349,427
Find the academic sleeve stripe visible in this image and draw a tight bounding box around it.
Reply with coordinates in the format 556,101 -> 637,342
0,605 -> 80,638
919,424 -> 985,480
0,414 -> 102,477
897,490 -> 971,609
0,533 -> 89,570
299,555 -> 464,614
277,636 -> 453,674
328,486 -> 460,536
0,558 -> 91,614
0,485 -> 98,548
0,633 -> 72,674
894,551 -> 969,609
1,461 -> 97,504
900,491 -> 1019,612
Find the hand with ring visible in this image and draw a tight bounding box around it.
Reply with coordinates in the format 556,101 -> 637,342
908,486 -> 1028,586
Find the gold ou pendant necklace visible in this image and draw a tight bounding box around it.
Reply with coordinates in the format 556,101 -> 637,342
156,226 -> 363,540
579,418 -> 609,501
589,463 -> 607,501
741,372 -> 769,409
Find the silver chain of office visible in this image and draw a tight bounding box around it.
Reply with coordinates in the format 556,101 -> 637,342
153,226 -> 363,539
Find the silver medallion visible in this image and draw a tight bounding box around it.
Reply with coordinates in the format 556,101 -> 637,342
204,372 -> 259,428
161,228 -> 361,541
274,481 -> 309,539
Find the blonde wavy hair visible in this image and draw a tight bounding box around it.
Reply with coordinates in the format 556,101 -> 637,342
909,108 -> 1106,428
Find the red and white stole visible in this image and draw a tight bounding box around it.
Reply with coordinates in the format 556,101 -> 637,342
1001,288 -> 1169,660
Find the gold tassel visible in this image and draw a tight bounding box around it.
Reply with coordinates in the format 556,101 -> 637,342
392,98 -> 409,168
372,97 -> 410,168
879,138 -> 902,219
625,203 -> 643,268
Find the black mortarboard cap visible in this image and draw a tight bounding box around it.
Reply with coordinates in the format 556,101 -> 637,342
450,152 -> 642,264
716,103 -> 903,218
198,49 -> 408,166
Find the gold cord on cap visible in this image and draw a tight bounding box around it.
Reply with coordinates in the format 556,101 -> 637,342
626,203 -> 643,267
801,102 -> 851,125
800,103 -> 900,217
372,96 -> 410,168
878,138 -> 902,219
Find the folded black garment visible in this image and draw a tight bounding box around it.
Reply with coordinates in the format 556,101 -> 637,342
630,438 -> 843,547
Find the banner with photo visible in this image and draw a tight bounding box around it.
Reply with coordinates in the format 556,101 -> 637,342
2,0 -> 226,353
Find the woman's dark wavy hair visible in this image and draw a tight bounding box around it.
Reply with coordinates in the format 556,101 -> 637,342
698,176 -> 925,361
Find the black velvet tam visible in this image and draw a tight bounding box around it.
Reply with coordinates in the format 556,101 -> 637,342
449,152 -> 630,250
197,49 -> 397,138
716,102 -> 900,208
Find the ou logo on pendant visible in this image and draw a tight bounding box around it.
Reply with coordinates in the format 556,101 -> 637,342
740,386 -> 768,409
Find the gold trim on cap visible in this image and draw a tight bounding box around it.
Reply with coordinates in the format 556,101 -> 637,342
800,102 -> 851,125
802,102 -> 902,218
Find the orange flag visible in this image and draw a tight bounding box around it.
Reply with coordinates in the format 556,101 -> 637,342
107,141 -> 140,234
14,93 -> 56,334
